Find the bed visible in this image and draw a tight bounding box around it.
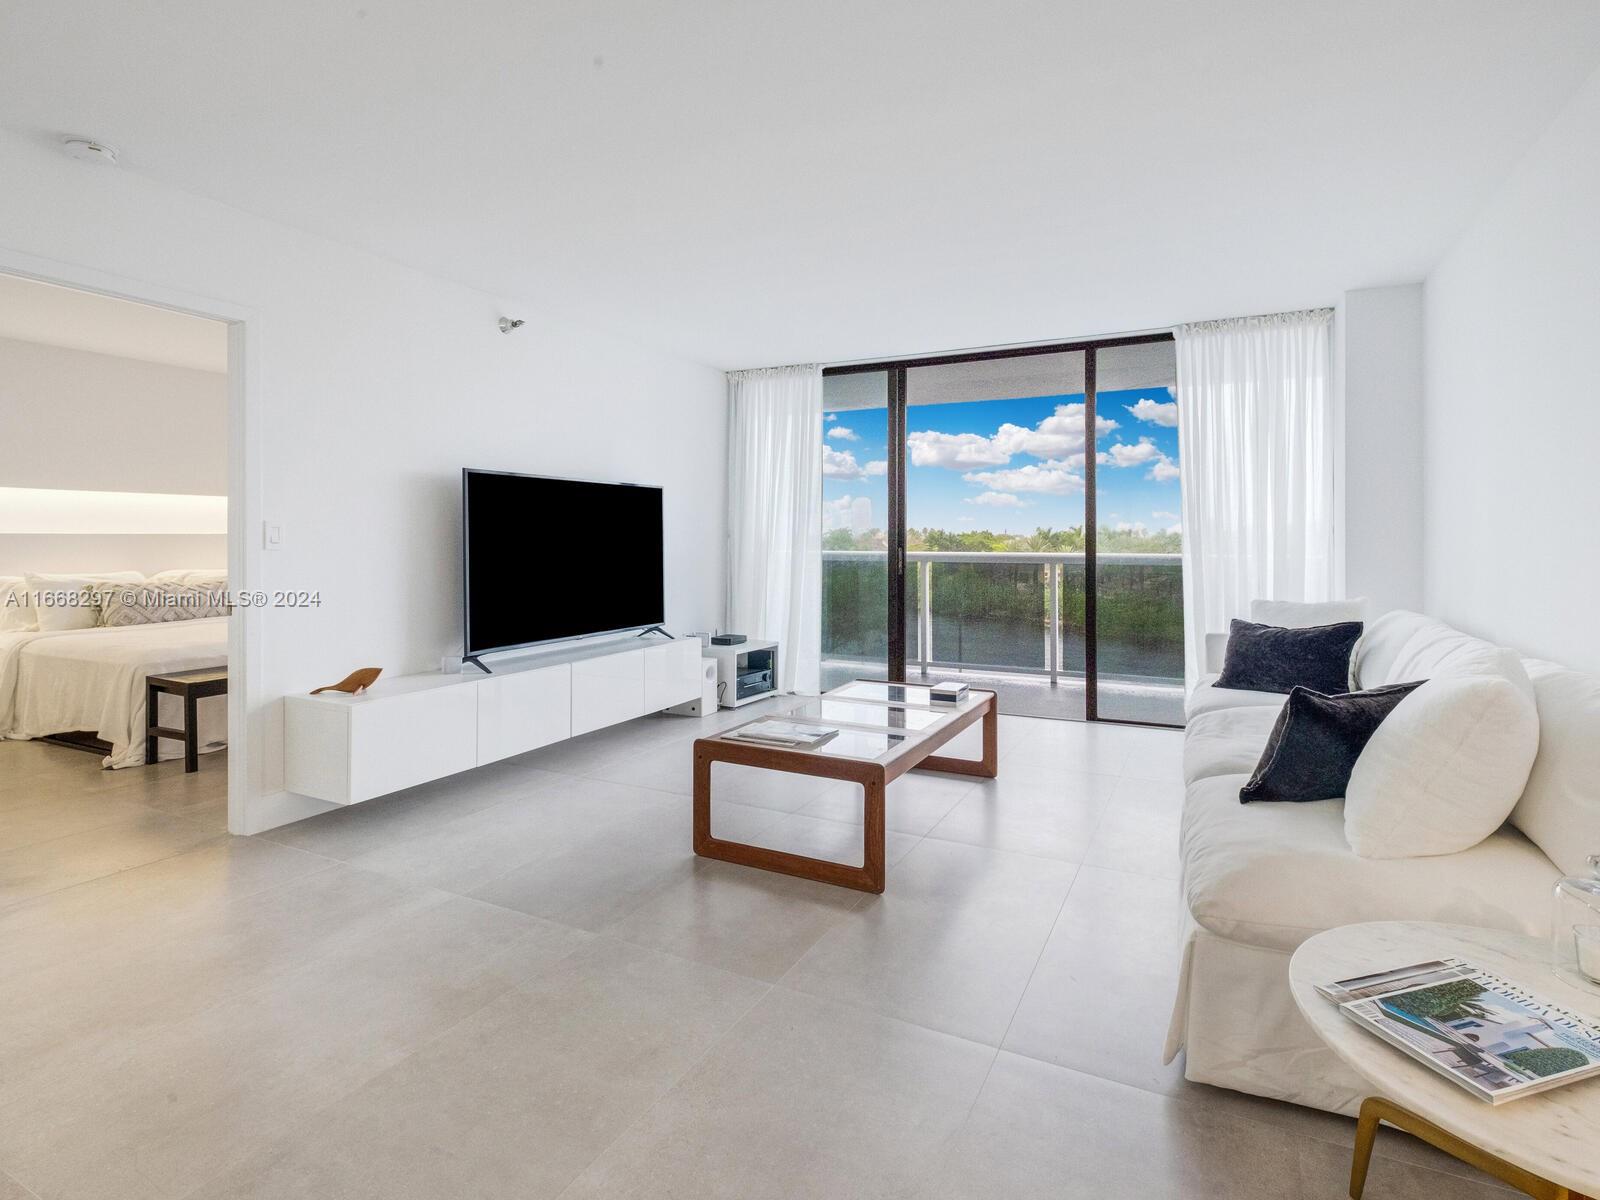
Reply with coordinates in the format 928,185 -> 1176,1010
0,618 -> 228,768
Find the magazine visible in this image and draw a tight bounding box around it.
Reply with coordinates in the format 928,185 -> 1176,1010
723,720 -> 839,749
1319,957 -> 1600,1104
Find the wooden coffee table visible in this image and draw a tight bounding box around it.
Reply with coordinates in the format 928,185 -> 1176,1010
1290,922 -> 1600,1200
692,680 -> 997,894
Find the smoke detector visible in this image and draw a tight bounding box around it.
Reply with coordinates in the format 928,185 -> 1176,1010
61,137 -> 119,166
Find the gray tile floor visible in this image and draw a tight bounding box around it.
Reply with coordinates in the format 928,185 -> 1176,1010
0,709 -> 1508,1199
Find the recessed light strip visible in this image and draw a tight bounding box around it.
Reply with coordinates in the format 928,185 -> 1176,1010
0,487 -> 226,535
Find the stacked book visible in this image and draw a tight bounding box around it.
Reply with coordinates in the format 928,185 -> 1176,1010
722,719 -> 839,749
1318,957 -> 1600,1104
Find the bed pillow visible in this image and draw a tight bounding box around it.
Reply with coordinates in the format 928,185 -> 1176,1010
150,568 -> 228,587
5,571 -> 143,631
0,576 -> 32,632
23,573 -> 106,632
101,582 -> 230,627
1239,681 -> 1422,803
1344,674 -> 1539,859
1215,619 -> 1365,695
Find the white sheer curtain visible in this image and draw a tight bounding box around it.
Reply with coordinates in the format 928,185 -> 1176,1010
1175,310 -> 1336,685
726,364 -> 823,694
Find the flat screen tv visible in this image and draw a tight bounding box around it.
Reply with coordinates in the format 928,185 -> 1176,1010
463,468 -> 664,661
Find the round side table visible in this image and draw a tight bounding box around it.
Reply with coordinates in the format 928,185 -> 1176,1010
1289,922 -> 1600,1200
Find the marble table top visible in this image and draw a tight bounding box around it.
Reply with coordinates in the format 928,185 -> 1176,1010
1290,921 -> 1600,1196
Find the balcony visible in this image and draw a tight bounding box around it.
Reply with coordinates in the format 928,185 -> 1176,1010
821,550 -> 1185,725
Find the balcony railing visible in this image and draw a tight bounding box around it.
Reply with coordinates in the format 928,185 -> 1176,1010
822,550 -> 1184,688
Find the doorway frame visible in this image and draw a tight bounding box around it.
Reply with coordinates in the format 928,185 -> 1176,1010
0,246 -> 262,832
823,330 -> 1178,726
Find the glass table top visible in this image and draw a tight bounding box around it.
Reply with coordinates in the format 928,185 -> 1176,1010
784,697 -> 947,732
709,679 -> 984,763
831,680 -> 945,707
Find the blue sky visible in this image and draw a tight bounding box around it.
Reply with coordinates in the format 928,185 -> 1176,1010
822,388 -> 1180,536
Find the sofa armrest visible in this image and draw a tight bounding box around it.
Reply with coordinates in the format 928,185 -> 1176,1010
1204,631 -> 1229,675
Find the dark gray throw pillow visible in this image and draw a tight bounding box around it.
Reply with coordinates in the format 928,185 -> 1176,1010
1215,618 -> 1364,695
1239,681 -> 1424,804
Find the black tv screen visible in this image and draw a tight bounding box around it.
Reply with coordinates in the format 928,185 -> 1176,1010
463,469 -> 664,656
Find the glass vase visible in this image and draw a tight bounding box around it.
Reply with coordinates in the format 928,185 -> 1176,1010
1552,855 -> 1600,994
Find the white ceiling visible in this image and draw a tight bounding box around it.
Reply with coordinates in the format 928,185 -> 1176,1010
3,0 -> 1598,370
0,273 -> 227,372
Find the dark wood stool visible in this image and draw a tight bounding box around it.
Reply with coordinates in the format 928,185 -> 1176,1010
146,667 -> 228,772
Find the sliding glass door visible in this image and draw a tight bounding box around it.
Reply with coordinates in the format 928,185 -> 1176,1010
903,351 -> 1090,719
820,334 -> 1184,726
820,371 -> 894,691
1091,340 -> 1184,723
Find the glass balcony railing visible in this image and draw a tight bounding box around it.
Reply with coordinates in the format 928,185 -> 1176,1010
821,550 -> 1185,721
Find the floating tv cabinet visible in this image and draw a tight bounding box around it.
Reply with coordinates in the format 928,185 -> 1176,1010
283,636 -> 703,806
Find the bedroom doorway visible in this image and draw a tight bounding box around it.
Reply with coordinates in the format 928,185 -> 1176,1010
0,266 -> 244,865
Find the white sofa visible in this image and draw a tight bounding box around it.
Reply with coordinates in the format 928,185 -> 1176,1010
1164,609 -> 1600,1115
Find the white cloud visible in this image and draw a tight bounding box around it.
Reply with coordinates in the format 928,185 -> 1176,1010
825,413 -> 837,422
907,403 -> 1117,470
1126,398 -> 1178,427
965,492 -> 1029,508
1166,522 -> 1182,535
1102,438 -> 1164,469
1149,457 -> 1181,483
906,430 -> 1011,468
822,445 -> 862,478
822,494 -> 874,533
962,463 -> 1084,495
826,426 -> 859,441
1152,510 -> 1179,521
991,403 -> 1119,460
822,446 -> 888,481
1113,521 -> 1149,534
957,516 -> 976,525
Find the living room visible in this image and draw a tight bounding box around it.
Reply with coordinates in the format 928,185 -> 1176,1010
2,2 -> 1598,1197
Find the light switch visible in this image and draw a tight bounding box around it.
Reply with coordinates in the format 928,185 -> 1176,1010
263,521 -> 284,550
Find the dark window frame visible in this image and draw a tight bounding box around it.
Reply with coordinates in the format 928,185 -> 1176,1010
822,331 -> 1179,728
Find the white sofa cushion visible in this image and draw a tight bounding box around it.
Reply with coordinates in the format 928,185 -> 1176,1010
1186,674 -> 1287,720
1356,610 -> 1536,698
1344,670 -> 1539,859
1183,706 -> 1283,785
1249,598 -> 1367,628
1512,658 -> 1600,877
1353,610 -> 1436,689
1181,773 -> 1558,953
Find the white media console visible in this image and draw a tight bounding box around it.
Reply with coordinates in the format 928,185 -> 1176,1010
283,635 -> 704,805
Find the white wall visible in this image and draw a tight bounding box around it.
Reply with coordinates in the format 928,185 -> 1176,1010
0,127 -> 727,831
0,335 -> 229,574
1340,284 -> 1424,615
0,335 -> 228,492
1423,65 -> 1600,671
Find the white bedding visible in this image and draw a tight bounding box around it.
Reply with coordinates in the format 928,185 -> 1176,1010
0,618 -> 228,768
